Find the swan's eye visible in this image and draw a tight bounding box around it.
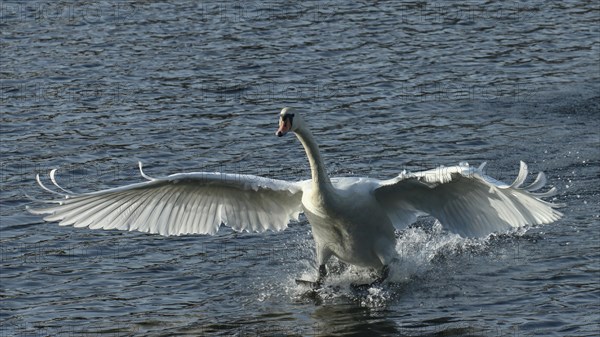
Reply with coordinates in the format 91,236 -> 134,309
283,114 -> 294,126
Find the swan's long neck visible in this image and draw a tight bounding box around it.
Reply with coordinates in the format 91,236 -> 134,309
294,126 -> 331,190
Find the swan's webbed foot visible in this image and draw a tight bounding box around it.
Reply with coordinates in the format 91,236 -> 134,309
296,264 -> 327,289
351,264 -> 390,291
328,261 -> 349,276
295,279 -> 321,289
317,264 -> 327,283
373,264 -> 390,285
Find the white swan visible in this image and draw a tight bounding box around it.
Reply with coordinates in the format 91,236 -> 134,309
28,107 -> 563,287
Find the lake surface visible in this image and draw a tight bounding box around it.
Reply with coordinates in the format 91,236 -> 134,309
1,1 -> 599,336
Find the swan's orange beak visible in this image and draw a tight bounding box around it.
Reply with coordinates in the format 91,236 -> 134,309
276,117 -> 291,137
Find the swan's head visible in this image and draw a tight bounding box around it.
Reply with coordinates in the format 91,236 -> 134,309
276,107 -> 303,137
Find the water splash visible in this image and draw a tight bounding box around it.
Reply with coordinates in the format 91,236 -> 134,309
390,220 -> 475,282
283,219 -> 495,307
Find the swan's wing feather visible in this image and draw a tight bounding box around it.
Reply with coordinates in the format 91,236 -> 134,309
28,166 -> 303,236
374,162 -> 563,237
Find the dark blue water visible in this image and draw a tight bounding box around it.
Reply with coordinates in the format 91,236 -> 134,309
1,1 -> 599,336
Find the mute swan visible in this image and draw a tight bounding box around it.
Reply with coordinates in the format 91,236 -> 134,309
29,107 -> 562,287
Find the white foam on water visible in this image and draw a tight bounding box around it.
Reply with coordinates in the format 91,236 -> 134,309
281,220 -> 495,307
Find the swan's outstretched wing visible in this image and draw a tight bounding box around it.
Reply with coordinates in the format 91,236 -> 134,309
374,162 -> 563,237
28,163 -> 303,236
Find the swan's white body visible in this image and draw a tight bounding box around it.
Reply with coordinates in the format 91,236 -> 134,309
302,177 -> 397,269
29,108 -> 563,282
